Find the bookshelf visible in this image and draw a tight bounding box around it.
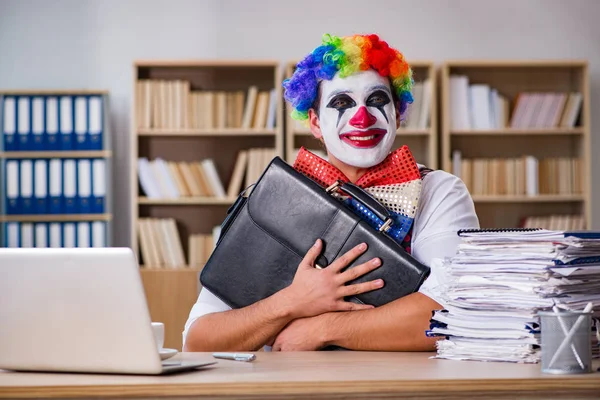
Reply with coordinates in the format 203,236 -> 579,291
284,61 -> 438,169
0,90 -> 112,248
131,60 -> 284,350
441,60 -> 591,229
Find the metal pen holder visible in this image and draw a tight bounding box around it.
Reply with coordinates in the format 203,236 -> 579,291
538,310 -> 593,374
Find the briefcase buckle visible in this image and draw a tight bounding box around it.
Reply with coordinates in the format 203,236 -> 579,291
379,218 -> 393,233
325,180 -> 342,194
327,179 -> 393,233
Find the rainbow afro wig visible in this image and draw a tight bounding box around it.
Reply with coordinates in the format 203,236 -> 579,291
283,33 -> 414,122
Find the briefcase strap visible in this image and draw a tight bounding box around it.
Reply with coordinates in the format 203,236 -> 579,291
399,167 -> 434,254
326,180 -> 394,233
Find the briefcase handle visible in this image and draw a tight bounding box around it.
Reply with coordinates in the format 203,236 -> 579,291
326,180 -> 393,233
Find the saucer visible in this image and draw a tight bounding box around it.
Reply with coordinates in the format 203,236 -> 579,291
159,348 -> 178,360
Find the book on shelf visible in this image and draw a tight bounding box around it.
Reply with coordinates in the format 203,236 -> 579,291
510,92 -> 582,129
2,94 -> 105,151
227,151 -> 249,198
244,148 -> 277,191
137,218 -> 186,268
201,159 -> 227,198
138,157 -> 227,199
449,75 -> 582,130
402,78 -> 432,129
520,214 -> 586,230
188,226 -> 221,269
4,157 -> 107,215
4,221 -> 107,248
1,91 -> 111,250
452,151 -> 582,196
137,217 -> 221,269
450,75 -> 509,130
135,80 -> 277,130
138,148 -> 276,200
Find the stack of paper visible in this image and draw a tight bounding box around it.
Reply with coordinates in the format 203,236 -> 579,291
429,229 -> 600,363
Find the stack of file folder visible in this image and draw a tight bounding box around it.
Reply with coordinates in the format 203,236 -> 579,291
428,228 -> 600,363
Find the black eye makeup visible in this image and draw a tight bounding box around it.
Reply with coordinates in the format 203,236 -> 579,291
327,94 -> 357,127
367,90 -> 391,123
327,94 -> 356,110
367,90 -> 391,106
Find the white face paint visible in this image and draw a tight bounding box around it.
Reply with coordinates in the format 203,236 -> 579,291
317,69 -> 397,168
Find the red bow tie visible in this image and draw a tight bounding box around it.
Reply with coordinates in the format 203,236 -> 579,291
293,145 -> 421,189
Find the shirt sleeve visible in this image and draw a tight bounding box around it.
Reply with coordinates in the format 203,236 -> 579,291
182,287 -> 232,346
411,170 -> 480,307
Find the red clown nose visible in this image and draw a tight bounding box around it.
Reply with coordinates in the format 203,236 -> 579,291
349,106 -> 377,129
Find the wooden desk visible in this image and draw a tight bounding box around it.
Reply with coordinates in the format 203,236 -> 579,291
1,352 -> 599,399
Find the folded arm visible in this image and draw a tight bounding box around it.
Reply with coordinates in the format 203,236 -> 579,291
183,240 -> 383,352
272,291 -> 441,351
183,292 -> 295,352
326,292 -> 440,350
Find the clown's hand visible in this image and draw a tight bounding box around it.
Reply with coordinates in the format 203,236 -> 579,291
279,239 -> 384,320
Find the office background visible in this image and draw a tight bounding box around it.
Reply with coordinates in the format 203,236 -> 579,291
1,0 -> 598,246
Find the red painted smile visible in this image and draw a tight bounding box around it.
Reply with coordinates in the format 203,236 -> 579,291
339,129 -> 387,148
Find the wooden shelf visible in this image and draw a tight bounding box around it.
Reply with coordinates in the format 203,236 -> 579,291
0,91 -> 114,245
471,195 -> 585,203
138,197 -> 236,205
132,59 -> 285,350
138,128 -> 277,137
450,128 -> 584,136
1,214 -> 112,222
292,129 -> 313,136
0,150 -> 112,158
138,266 -> 205,351
441,60 -> 591,229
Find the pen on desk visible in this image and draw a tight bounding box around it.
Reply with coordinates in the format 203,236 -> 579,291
212,352 -> 256,362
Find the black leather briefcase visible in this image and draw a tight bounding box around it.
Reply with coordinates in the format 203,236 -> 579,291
199,156 -> 430,309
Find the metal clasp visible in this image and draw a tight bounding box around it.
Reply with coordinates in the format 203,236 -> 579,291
325,180 -> 342,194
379,218 -> 393,233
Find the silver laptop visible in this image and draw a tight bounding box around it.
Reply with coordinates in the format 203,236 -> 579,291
0,247 -> 216,375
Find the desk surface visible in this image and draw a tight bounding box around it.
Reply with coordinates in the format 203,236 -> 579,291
1,352 -> 599,399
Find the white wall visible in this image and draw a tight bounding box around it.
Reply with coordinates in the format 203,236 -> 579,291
1,0 -> 598,246
0,0 -> 219,246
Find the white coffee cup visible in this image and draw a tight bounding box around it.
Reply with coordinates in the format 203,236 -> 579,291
151,322 -> 165,350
